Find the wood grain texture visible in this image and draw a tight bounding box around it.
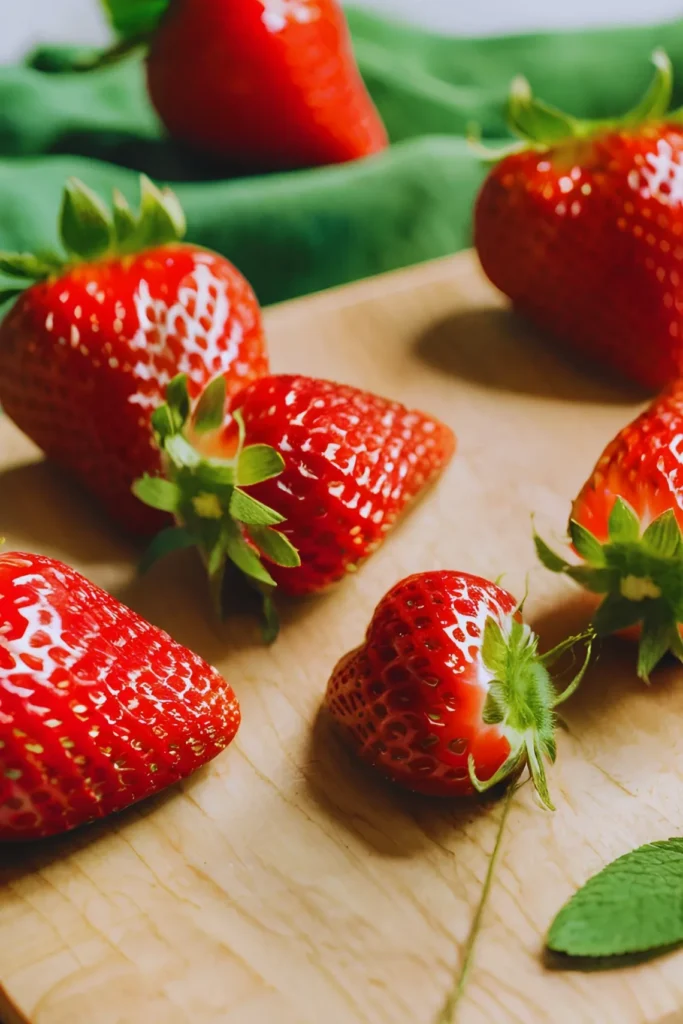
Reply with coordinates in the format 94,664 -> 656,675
1,251 -> 682,1024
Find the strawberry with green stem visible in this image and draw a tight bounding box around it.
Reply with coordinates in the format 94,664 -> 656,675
536,379 -> 683,680
0,176 -> 268,536
135,374 -> 455,634
475,50 -> 683,390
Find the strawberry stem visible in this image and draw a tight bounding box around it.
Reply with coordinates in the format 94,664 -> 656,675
436,783 -> 516,1023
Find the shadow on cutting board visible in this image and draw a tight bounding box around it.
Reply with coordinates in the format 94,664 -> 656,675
415,309 -> 648,406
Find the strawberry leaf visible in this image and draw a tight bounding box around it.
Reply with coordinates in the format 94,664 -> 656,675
60,178 -> 113,261
548,838 -> 683,958
247,526 -> 301,568
568,520 -> 605,566
101,0 -> 170,39
138,525 -> 194,573
237,445 -> 286,486
131,475 -> 181,513
230,489 -> 285,526
193,376 -> 227,435
608,497 -> 640,544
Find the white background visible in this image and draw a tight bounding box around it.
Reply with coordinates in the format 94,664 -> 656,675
3,0 -> 683,64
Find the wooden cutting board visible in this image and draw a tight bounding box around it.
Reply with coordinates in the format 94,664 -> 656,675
1,250 -> 682,1024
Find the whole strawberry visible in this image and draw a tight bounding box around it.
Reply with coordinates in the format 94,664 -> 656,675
134,373 -> 455,629
536,379 -> 683,680
0,550 -> 240,841
475,51 -> 683,390
98,0 -> 388,171
325,571 -> 591,806
0,176 -> 268,535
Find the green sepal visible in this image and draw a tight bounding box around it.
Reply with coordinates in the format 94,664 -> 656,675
193,376 -> 227,435
60,177 -> 114,262
592,594 -> 645,636
637,618 -> 678,682
230,489 -> 286,527
643,510 -> 683,559
112,188 -> 137,248
0,252 -> 62,280
569,520 -> 606,566
134,376 -> 301,637
508,49 -> 675,151
534,532 -> 571,573
133,176 -> 186,251
608,497 -> 640,544
481,616 -> 508,679
248,526 -> 301,568
138,525 -> 195,574
131,475 -> 181,513
237,445 -> 286,487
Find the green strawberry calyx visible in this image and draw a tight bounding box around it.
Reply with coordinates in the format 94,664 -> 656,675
536,497 -> 683,682
0,175 -> 185,306
468,613 -> 593,810
133,374 -> 301,641
508,48 -> 674,150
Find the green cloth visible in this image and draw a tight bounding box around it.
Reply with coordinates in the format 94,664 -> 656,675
3,10 -> 683,305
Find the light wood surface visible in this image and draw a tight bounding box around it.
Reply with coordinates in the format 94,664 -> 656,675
1,250 -> 682,1024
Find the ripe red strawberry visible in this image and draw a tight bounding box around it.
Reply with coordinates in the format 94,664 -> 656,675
134,374 -> 455,627
0,176 -> 267,536
0,550 -> 240,841
474,51 -> 683,390
99,0 -> 388,171
536,379 -> 683,680
325,571 -> 591,807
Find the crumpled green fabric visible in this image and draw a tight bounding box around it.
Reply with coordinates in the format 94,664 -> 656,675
2,9 -> 683,305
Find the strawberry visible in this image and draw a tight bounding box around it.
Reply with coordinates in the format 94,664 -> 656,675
0,176 -> 267,536
0,550 -> 240,841
134,374 -> 455,629
474,51 -> 683,391
98,0 -> 388,171
536,379 -> 683,681
325,571 -> 591,807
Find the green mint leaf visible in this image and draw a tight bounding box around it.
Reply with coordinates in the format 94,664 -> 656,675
608,497 -> 641,544
60,178 -> 113,262
101,0 -> 170,37
230,489 -> 285,526
534,533 -> 571,574
131,474 -> 181,513
569,520 -> 606,566
0,252 -> 57,280
592,594 -> 644,636
112,188 -> 137,247
637,618 -> 675,680
166,374 -> 191,429
135,175 -> 186,249
193,376 -> 227,435
481,616 -> 508,677
548,838 -> 683,958
138,526 -> 194,574
222,520 -> 276,586
237,444 -> 285,487
643,510 -> 683,559
247,526 -> 301,568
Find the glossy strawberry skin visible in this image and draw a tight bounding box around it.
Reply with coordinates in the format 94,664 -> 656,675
572,381 -> 683,544
146,0 -> 388,170
325,572 -> 517,796
475,126 -> 683,390
223,375 -> 455,595
0,244 -> 267,536
0,551 -> 240,841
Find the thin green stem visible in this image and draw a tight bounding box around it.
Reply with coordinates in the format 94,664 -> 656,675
436,784 -> 516,1023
